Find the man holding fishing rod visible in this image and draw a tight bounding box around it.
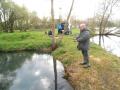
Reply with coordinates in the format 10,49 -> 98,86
76,22 -> 90,68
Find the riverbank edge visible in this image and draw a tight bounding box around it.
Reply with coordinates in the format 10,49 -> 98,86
51,36 -> 120,90
0,32 -> 120,89
0,47 -> 52,53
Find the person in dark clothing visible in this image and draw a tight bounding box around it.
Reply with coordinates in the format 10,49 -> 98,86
76,23 -> 90,68
48,29 -> 52,36
61,23 -> 64,30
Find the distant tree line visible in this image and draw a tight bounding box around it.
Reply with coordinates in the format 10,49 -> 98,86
0,0 -> 53,33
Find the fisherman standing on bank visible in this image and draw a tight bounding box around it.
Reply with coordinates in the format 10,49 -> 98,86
76,23 -> 90,68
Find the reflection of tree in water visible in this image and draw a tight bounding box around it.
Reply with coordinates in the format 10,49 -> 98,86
53,57 -> 57,90
0,52 -> 33,90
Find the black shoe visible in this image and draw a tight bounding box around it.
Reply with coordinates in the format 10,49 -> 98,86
83,64 -> 91,68
80,62 -> 87,65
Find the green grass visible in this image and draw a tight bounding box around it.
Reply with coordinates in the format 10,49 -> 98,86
52,30 -> 120,90
0,28 -> 79,52
0,29 -> 120,89
0,32 -> 51,52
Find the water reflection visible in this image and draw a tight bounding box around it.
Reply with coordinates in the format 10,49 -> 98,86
91,36 -> 120,57
0,52 -> 33,90
0,52 -> 73,90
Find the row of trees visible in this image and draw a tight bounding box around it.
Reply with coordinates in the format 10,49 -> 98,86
0,0 -> 52,33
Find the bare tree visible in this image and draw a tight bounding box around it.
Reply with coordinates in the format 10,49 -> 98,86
97,0 -> 119,45
58,0 -> 75,43
64,0 -> 75,31
50,0 -> 75,46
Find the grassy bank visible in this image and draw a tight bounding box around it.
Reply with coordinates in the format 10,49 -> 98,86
0,32 -> 51,52
0,30 -> 120,90
52,35 -> 120,90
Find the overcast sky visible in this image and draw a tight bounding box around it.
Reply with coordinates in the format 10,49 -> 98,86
12,0 -> 120,20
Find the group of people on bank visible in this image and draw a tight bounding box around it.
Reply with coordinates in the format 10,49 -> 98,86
48,22 -> 72,36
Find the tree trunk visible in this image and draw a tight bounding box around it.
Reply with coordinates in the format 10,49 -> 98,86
64,0 -> 75,31
9,11 -> 15,33
51,0 -> 56,49
51,1 -> 57,90
99,34 -> 102,46
59,0 -> 75,42
67,0 -> 75,22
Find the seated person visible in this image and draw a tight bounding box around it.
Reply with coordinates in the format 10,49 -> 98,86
48,30 -> 52,36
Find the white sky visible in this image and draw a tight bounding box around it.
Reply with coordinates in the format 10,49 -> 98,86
12,0 -> 120,20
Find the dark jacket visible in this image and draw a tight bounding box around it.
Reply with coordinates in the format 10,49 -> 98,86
48,30 -> 52,35
76,29 -> 90,50
61,23 -> 64,30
